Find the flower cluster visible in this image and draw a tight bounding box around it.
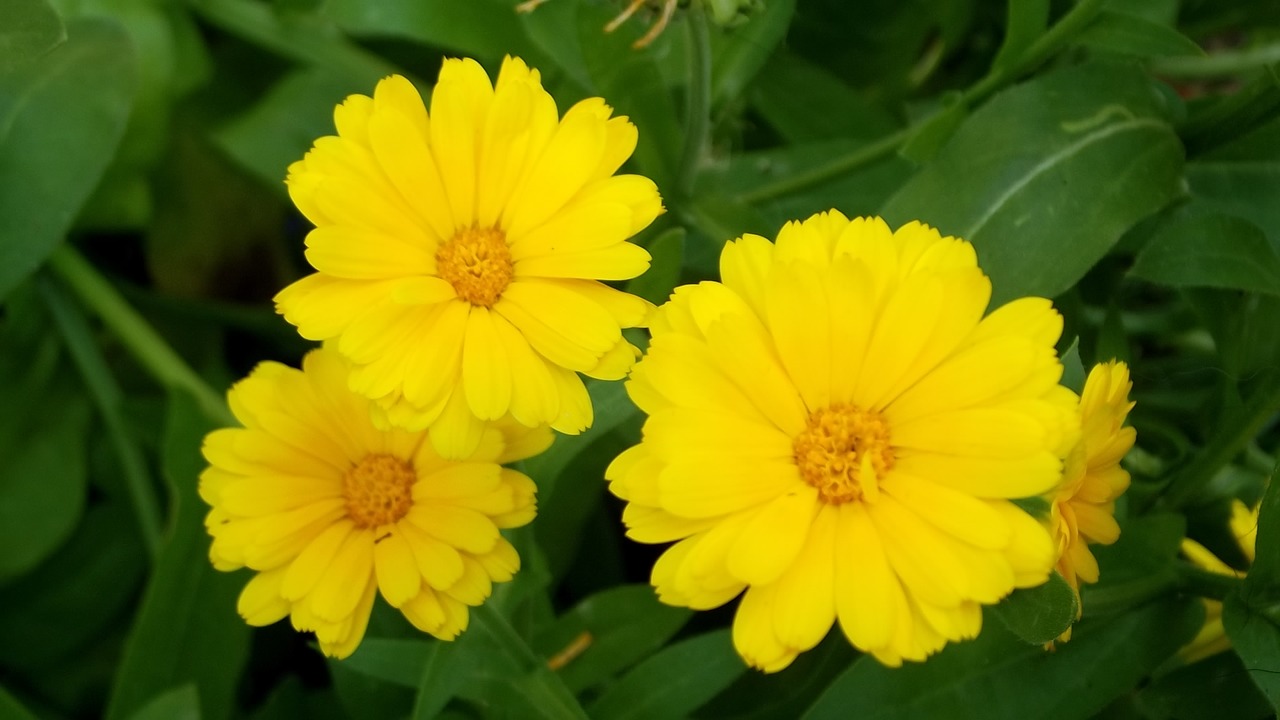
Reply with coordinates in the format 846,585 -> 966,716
201,56 -> 660,657
203,55 -> 1140,671
606,211 -> 1138,669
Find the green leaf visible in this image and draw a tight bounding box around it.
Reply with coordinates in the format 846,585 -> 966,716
882,61 -> 1184,306
1083,514 -> 1185,617
0,0 -> 65,72
1076,10 -> 1204,58
525,379 -> 641,580
697,630 -> 858,720
342,638 -> 432,688
1135,651 -> 1273,720
127,685 -> 200,720
0,685 -> 38,720
0,291 -> 90,581
0,18 -> 136,300
409,637 -> 476,719
1186,115 -> 1280,241
1222,593 -> 1280,712
1060,338 -> 1086,394
803,598 -> 1201,719
324,0 -> 538,62
990,571 -> 1079,645
468,605 -> 590,720
534,584 -> 691,692
105,391 -> 250,720
625,227 -> 685,305
247,677 -> 347,720
991,0 -> 1050,73
710,0 -> 796,109
188,0 -> 395,86
214,68 -> 356,192
1130,212 -> 1280,296
588,630 -> 745,720
1242,462 -> 1280,597
749,50 -> 899,143
0,503 -> 146,669
328,655 -> 415,719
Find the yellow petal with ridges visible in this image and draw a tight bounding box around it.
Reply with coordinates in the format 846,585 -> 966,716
374,530 -> 421,607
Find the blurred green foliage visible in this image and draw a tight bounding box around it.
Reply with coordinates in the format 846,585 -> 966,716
2,0 -> 1280,717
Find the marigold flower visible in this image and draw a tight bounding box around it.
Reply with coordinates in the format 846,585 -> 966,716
606,211 -> 1079,670
200,348 -> 548,658
1179,499 -> 1258,663
1048,361 -> 1135,639
275,56 -> 663,458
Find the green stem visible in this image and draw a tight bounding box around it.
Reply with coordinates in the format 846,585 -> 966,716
676,0 -> 712,201
739,129 -> 909,205
46,246 -> 234,427
473,604 -> 589,720
1163,372 -> 1280,509
1151,42 -> 1280,79
739,0 -> 1105,204
37,275 -> 164,559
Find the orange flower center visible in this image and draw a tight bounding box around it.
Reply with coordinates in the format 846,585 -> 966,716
793,404 -> 895,505
436,226 -> 514,306
343,454 -> 416,529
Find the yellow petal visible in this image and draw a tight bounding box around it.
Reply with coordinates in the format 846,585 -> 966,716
237,567 -> 291,626
726,487 -> 820,585
771,504 -> 838,651
374,529 -> 421,607
462,307 -> 513,421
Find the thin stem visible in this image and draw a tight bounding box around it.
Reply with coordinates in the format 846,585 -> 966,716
676,0 -> 712,201
739,0 -> 1105,204
38,275 -> 164,558
46,246 -> 234,427
739,129 -> 909,205
1151,42 -> 1280,79
473,605 -> 589,720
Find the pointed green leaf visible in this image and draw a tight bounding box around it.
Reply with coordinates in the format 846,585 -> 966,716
803,598 -> 1201,719
0,0 -> 65,72
0,18 -> 136,300
533,584 -> 691,693
1130,212 -> 1280,296
105,391 -> 249,720
588,630 -> 745,720
1077,10 -> 1204,58
882,62 -> 1184,305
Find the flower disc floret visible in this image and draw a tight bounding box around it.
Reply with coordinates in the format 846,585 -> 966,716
343,454 -> 415,528
607,211 -> 1080,671
200,348 -> 549,658
274,56 -> 664,459
793,404 -> 893,505
436,227 -> 514,306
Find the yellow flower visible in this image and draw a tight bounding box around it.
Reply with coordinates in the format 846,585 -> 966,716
200,348 -> 548,658
606,211 -> 1079,670
1179,499 -> 1258,663
275,56 -> 663,458
1048,361 -> 1135,638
